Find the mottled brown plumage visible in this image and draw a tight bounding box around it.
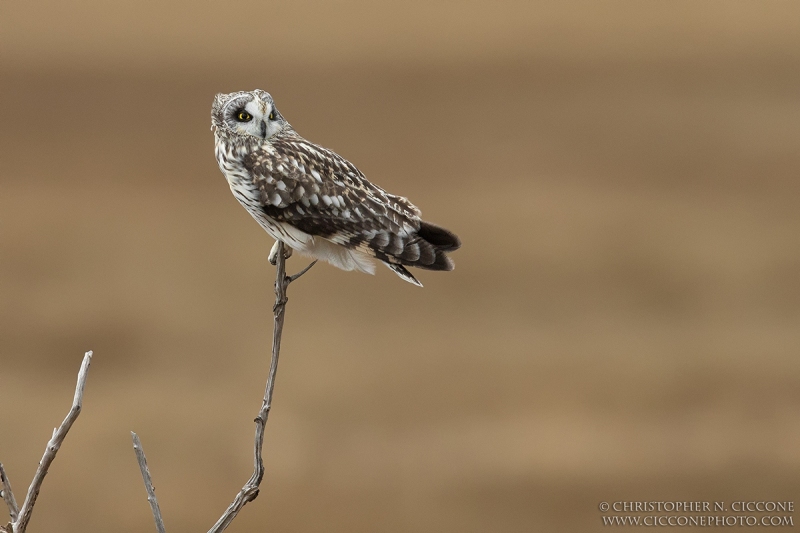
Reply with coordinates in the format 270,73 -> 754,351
212,90 -> 460,286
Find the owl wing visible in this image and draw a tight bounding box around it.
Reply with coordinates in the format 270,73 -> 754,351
242,133 -> 457,271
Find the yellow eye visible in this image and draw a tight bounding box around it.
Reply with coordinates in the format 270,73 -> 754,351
269,112 -> 275,120
236,110 -> 253,122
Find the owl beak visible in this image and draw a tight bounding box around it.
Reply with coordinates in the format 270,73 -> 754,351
259,120 -> 267,139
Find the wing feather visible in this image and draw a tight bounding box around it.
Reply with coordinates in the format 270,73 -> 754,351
242,132 -> 456,271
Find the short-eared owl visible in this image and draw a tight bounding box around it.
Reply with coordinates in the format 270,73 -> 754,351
211,90 -> 460,286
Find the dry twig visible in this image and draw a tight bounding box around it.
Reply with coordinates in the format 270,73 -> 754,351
132,242 -> 315,533
0,463 -> 19,524
131,433 -> 166,533
0,351 -> 93,533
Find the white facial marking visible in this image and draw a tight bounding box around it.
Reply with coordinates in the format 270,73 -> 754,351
245,101 -> 260,115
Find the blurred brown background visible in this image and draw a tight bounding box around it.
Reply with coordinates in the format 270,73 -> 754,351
2,1 -> 800,531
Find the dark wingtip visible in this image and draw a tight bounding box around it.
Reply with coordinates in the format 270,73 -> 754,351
418,221 -> 461,252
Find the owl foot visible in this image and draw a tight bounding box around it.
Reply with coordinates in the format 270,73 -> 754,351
269,240 -> 293,265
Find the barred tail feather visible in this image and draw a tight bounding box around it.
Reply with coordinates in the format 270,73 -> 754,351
394,220 -> 460,272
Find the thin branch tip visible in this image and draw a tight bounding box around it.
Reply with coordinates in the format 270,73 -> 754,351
0,463 -> 19,523
288,260 -> 317,283
131,432 -> 167,533
11,351 -> 94,533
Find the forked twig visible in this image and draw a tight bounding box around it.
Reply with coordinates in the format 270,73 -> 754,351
1,351 -> 93,533
288,260 -> 317,283
132,241 -> 315,533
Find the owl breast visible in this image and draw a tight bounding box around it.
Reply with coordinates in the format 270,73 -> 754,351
214,138 -> 281,237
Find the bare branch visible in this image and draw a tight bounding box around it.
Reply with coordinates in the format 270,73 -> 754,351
208,241 -> 307,533
131,432 -> 166,533
128,242 -> 312,532
12,350 -> 93,533
288,260 -> 317,283
0,463 -> 19,523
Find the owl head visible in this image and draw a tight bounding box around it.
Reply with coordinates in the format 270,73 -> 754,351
211,90 -> 288,140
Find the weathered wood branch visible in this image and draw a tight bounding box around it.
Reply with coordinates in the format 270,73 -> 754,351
131,433 -> 166,533
132,242 -> 315,533
1,351 -> 93,533
0,463 -> 19,524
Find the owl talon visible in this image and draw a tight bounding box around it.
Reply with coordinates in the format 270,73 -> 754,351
269,241 -> 280,265
269,241 -> 293,265
268,243 -> 278,265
